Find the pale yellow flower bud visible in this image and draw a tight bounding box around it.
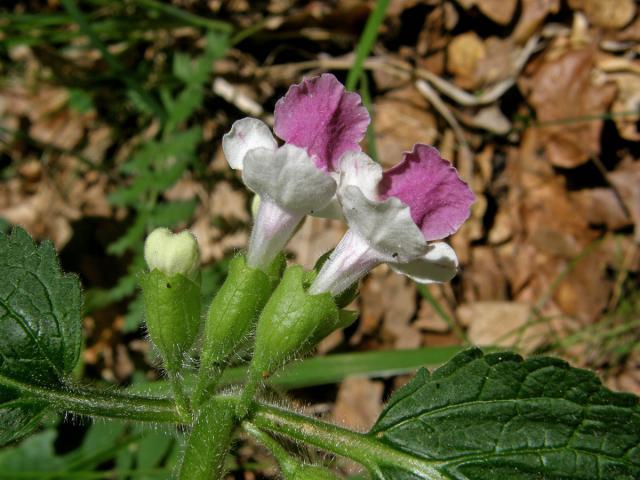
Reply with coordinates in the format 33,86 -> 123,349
144,228 -> 200,279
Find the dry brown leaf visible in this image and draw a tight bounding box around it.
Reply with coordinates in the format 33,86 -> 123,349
414,285 -> 454,333
354,267 -> 418,348
608,159 -> 640,242
210,181 -> 251,223
373,87 -> 438,167
332,377 -> 384,432
447,32 -> 486,89
496,242 -> 538,294
488,206 -> 514,244
553,246 -> 612,323
523,48 -> 617,168
477,0 -> 518,25
570,188 -> 631,230
570,0 -> 637,30
607,73 -> 640,141
465,105 -> 512,134
476,37 -> 522,86
453,0 -> 517,25
81,125 -> 113,164
287,216 -> 346,270
458,301 -> 547,352
380,274 -> 419,349
616,15 -> 640,42
513,0 -> 561,43
462,246 -> 508,302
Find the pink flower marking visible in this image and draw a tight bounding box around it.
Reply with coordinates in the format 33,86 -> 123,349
274,73 -> 370,172
379,144 -> 475,241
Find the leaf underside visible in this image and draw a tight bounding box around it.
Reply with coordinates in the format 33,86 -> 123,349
370,349 -> 640,480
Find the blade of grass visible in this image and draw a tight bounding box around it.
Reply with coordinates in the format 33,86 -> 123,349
416,284 -> 468,343
264,345 -> 467,390
130,346 -> 469,397
60,0 -> 165,120
345,0 -> 390,91
130,0 -> 233,33
358,73 -> 379,163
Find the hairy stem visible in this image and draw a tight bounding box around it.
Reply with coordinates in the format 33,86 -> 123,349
243,422 -> 297,476
2,374 -> 442,477
168,370 -> 192,422
178,397 -> 236,480
251,404 -> 444,479
0,374 -> 179,423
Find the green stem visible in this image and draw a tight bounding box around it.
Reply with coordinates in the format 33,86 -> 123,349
243,422 -> 297,476
358,72 -> 379,163
251,404 -> 444,479
178,397 -> 236,480
2,375 -> 442,477
0,374 -> 179,423
345,0 -> 391,91
168,370 -> 192,422
193,363 -> 224,409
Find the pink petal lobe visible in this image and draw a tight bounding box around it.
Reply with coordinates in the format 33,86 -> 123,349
379,144 -> 475,241
274,73 -> 370,172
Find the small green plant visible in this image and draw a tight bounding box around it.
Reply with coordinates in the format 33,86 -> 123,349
1,74 -> 638,480
85,30 -> 229,330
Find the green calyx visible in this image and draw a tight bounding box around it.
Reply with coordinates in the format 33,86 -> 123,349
139,269 -> 201,372
195,253 -> 285,404
252,265 -> 339,376
240,265 -> 356,414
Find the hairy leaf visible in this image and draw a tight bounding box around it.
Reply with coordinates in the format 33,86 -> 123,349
370,349 -> 640,480
0,228 -> 83,386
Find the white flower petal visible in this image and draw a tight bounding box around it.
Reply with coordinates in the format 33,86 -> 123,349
389,242 -> 458,284
311,196 -> 345,220
222,118 -> 277,170
246,197 -> 302,270
243,144 -> 337,215
338,151 -> 382,201
341,185 -> 428,261
309,229 -> 384,296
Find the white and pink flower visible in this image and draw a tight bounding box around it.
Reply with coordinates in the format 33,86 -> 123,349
222,73 -> 474,290
309,145 -> 475,296
221,74 -> 369,271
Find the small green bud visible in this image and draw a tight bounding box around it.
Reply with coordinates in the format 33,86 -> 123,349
144,228 -> 200,280
252,266 -> 338,374
194,253 -> 285,405
139,270 -> 201,372
239,266 -> 340,414
141,228 -> 202,373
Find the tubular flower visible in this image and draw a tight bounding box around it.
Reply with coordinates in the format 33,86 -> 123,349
309,145 -> 475,296
221,74 -> 370,271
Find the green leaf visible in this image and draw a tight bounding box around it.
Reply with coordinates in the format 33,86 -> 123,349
67,88 -> 94,113
0,428 -> 65,472
165,86 -> 204,133
0,385 -> 48,446
370,349 -> 640,480
0,227 -> 82,386
149,200 -> 197,227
